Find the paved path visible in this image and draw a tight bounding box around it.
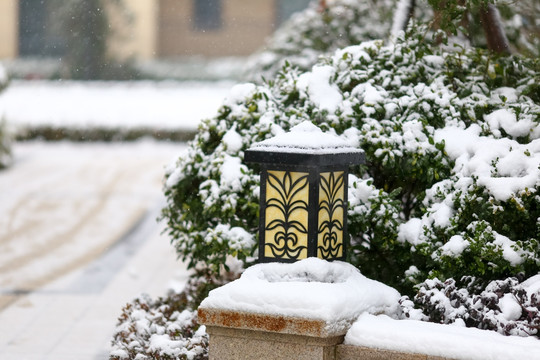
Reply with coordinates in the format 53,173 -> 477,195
0,141 -> 190,359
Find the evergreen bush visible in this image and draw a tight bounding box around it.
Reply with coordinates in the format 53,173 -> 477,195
113,4 -> 540,358
0,64 -> 7,92
400,275 -> 540,338
0,64 -> 12,169
0,119 -> 12,170
161,23 -> 539,315
244,0 -> 401,81
245,0 -> 539,82
110,270 -> 238,360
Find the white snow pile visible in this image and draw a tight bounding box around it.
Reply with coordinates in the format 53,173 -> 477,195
297,65 -> 342,113
435,124 -> 540,202
346,313 -> 540,360
248,120 -> 362,154
199,258 -> 400,332
203,224 -> 255,252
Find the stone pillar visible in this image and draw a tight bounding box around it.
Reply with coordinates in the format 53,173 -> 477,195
198,308 -> 348,360
197,258 -> 401,360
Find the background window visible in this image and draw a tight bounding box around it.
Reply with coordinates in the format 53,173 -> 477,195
277,0 -> 312,25
18,0 -> 66,57
193,0 -> 222,31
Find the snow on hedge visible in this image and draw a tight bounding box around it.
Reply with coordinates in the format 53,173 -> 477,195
399,123 -> 540,249
398,274 -> 540,337
0,65 -> 7,90
165,26 -> 540,282
161,26 -> 540,339
245,0 -> 539,82
244,0 -> 402,81
0,63 -> 11,169
0,123 -> 11,169
110,292 -> 208,360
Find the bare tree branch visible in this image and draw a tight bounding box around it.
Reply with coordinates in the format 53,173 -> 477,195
319,0 -> 328,12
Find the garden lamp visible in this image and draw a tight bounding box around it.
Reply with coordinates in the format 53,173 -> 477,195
244,121 -> 364,263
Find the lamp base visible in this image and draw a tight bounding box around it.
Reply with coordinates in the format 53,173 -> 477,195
199,308 -> 345,360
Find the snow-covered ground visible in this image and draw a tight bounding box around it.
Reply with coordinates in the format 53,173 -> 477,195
0,79 -> 232,359
0,141 -> 186,296
0,141 -> 190,359
0,80 -> 234,130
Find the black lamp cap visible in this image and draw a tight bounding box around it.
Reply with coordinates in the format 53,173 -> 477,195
244,148 -> 365,167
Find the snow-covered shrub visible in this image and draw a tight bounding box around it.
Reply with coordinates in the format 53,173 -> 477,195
0,64 -> 7,92
511,0 -> 540,56
0,64 -> 12,169
0,119 -> 12,170
430,0 -> 540,57
400,275 -> 540,338
110,271 -> 238,360
162,25 -> 540,299
17,126 -> 194,142
110,294 -> 206,360
245,0 -> 413,82
245,0 -> 539,82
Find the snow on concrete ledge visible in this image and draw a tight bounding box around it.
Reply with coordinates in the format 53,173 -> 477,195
346,314 -> 540,360
199,258 -> 400,334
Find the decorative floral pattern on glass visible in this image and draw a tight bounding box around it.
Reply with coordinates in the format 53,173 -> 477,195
264,170 -> 309,260
318,171 -> 345,258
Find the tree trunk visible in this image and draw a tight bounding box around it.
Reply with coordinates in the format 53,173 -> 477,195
479,3 -> 511,55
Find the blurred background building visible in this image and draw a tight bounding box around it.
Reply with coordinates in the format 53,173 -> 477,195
0,0 -> 312,79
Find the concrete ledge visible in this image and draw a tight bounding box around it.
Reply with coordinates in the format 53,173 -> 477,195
336,345 -> 451,360
199,308 -> 460,360
198,307 -> 348,338
198,307 -> 349,360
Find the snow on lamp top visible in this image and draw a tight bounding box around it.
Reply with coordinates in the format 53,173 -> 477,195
252,121 -> 356,153
245,121 -> 365,167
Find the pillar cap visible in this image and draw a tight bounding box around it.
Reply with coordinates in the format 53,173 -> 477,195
244,122 -> 364,167
198,258 -> 401,335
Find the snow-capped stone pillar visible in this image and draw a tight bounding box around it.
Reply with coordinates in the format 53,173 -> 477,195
244,121 -> 364,263
198,258 -> 401,360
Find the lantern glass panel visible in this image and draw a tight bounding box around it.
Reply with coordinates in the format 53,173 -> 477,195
317,171 -> 345,259
264,170 -> 309,260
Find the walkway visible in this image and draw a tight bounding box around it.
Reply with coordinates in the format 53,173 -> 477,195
0,141 -> 190,359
